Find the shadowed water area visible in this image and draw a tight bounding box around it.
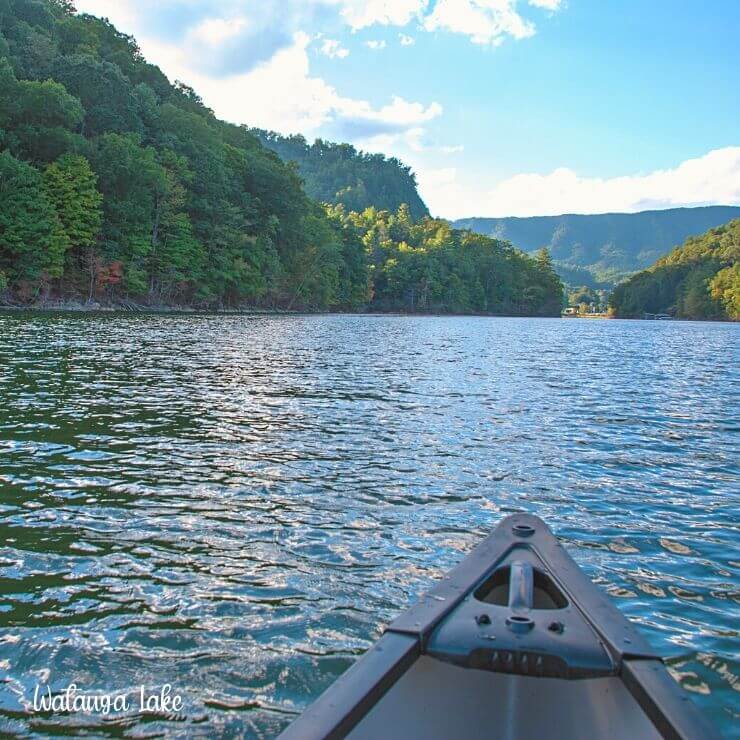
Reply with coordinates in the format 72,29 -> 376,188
0,313 -> 737,738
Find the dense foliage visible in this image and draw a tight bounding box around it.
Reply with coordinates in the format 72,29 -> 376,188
332,205 -> 563,314
251,130 -> 429,221
609,220 -> 739,320
455,206 -> 740,286
566,285 -> 608,313
0,0 -> 562,315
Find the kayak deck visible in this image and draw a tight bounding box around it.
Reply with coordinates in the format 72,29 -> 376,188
280,514 -> 718,740
347,657 -> 660,739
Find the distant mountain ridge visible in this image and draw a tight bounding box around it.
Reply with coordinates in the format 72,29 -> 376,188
454,206 -> 740,285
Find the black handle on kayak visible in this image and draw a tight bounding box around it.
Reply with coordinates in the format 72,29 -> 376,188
508,561 -> 534,610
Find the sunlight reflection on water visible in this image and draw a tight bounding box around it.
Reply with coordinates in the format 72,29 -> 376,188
0,313 -> 737,737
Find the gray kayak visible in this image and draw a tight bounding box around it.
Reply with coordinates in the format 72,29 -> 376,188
279,514 -> 719,740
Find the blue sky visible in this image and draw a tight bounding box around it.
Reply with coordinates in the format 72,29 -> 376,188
75,0 -> 740,218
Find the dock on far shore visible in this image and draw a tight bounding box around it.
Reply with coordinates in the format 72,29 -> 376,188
562,308 -> 611,319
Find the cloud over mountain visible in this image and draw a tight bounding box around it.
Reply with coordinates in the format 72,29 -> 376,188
418,148 -> 740,219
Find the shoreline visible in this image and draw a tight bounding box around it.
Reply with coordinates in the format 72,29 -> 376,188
0,302 -> 740,324
0,301 -> 293,315
0,300 -> 563,319
1,302 -> 735,322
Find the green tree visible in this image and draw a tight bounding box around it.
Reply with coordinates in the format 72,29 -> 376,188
568,285 -> 597,307
0,150 -> 67,286
91,133 -> 166,294
42,153 -> 102,278
52,54 -> 142,136
146,149 -> 204,302
0,57 -> 84,163
535,246 -> 553,271
325,204 -> 370,308
709,264 -> 740,320
283,207 -> 343,309
677,264 -> 723,319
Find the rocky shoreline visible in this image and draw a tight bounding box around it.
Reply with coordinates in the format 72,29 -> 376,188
0,299 -> 301,314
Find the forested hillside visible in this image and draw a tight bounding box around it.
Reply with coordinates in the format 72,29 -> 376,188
333,205 -> 563,315
0,0 -> 562,315
455,206 -> 740,285
609,220 -> 739,320
252,130 -> 429,221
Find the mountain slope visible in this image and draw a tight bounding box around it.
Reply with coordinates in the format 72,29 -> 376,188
609,219 -> 739,319
454,206 -> 740,284
251,130 -> 429,220
0,0 -> 351,308
0,0 -> 562,315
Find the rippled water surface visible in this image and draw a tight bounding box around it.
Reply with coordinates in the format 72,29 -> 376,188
0,313 -> 738,737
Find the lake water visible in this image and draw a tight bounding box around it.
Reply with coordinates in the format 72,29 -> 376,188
0,313 -> 737,737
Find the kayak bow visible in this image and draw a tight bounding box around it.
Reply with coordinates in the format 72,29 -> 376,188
279,514 -> 719,740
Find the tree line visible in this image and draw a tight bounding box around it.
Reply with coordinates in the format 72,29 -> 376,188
609,220 -> 739,320
0,0 -> 563,315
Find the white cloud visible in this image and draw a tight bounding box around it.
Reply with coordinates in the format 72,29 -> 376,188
361,127 -> 466,158
416,167 -> 471,216
529,0 -> 562,10
332,96 -> 441,142
417,148 -> 740,219
333,0 -> 559,36
75,0 -> 136,29
358,97 -> 442,126
320,38 -> 350,58
76,1 -> 297,75
399,33 -> 416,46
424,0 -> 536,45
190,16 -> 248,45
76,0 -> 560,58
362,127 -> 427,154
335,0 -> 428,30
365,39 -> 387,50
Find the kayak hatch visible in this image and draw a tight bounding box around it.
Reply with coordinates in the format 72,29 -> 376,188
279,514 -> 719,740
